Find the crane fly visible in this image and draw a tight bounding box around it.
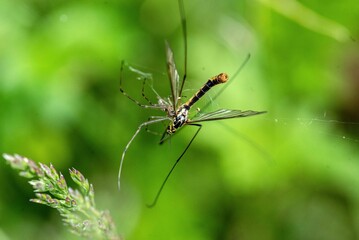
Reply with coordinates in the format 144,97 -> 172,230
118,0 -> 266,207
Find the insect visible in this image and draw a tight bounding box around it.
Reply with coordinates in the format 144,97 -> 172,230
118,0 -> 266,207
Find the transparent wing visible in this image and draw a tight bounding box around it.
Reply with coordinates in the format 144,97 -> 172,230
189,109 -> 266,123
166,41 -> 180,109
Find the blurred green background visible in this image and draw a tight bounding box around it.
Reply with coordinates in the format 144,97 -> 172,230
1,0 -> 359,239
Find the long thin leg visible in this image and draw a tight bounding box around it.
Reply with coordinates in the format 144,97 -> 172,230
141,77 -> 153,105
147,123 -> 202,208
159,125 -> 183,145
159,128 -> 169,145
145,116 -> 166,136
178,0 -> 187,99
120,60 -> 163,109
118,117 -> 170,190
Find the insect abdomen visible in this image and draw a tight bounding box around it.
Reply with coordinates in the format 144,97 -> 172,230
185,73 -> 228,108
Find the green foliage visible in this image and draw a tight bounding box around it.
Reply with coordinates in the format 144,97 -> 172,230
258,0 -> 350,42
1,0 -> 359,239
3,153 -> 120,240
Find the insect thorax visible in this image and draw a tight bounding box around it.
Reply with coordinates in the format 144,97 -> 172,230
167,104 -> 190,133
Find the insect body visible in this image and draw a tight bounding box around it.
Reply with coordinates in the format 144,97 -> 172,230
168,73 -> 228,134
118,0 -> 266,207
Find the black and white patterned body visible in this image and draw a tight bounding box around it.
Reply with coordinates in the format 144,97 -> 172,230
168,104 -> 189,133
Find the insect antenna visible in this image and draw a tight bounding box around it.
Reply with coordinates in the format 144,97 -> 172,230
147,124 -> 202,208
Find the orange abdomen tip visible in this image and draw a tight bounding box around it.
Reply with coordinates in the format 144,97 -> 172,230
216,73 -> 229,83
